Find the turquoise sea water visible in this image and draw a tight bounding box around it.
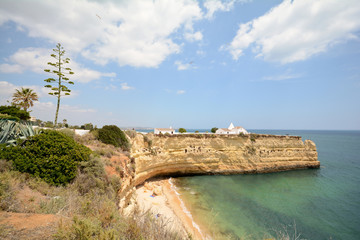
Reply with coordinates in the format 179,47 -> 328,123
173,130 -> 360,239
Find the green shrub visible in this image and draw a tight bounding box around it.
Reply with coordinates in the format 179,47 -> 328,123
125,130 -> 137,139
0,130 -> 91,185
98,125 -> 129,151
250,133 -> 257,142
0,159 -> 13,172
143,135 -> 152,148
94,148 -> 114,158
90,129 -> 99,139
58,128 -> 75,139
74,155 -> 122,196
0,105 -> 30,120
211,127 -> 218,133
74,132 -> 97,145
238,132 -> 246,137
178,128 -> 187,133
0,113 -> 20,121
0,171 -> 12,211
81,123 -> 94,130
246,146 -> 256,155
44,121 -> 54,128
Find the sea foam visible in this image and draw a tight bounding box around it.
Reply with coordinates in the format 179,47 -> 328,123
168,178 -> 208,239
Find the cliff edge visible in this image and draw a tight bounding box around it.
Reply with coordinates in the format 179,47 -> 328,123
131,133 -> 319,186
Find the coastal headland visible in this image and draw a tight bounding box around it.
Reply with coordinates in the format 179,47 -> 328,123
130,133 -> 319,186
120,133 -> 320,239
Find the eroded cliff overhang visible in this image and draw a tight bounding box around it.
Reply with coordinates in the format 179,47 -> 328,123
130,134 -> 320,186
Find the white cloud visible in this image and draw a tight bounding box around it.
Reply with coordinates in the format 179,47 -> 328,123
34,102 -> 96,114
102,72 -> 116,78
0,80 -> 46,103
121,82 -> 134,90
175,60 -> 196,70
0,80 -> 79,105
0,48 -> 115,83
0,0 -> 203,68
0,81 -> 16,104
0,48 -> 49,73
0,63 -> 22,73
164,89 -> 186,94
262,73 -> 301,81
226,0 -> 360,63
184,31 -> 203,42
204,0 -> 244,19
183,20 -> 203,43
104,84 -> 118,91
31,101 -> 97,123
0,80 -> 97,124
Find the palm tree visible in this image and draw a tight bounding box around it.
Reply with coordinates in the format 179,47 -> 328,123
12,87 -> 39,112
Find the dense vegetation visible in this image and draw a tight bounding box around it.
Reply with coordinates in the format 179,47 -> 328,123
0,130 -> 91,185
98,125 -> 130,151
0,105 -> 30,120
0,132 -> 183,240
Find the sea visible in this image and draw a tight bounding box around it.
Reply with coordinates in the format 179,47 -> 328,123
171,130 -> 360,240
138,129 -> 360,239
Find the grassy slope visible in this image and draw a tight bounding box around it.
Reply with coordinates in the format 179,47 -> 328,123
0,132 -> 184,240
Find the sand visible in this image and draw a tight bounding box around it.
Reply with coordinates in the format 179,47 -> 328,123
133,178 -> 206,240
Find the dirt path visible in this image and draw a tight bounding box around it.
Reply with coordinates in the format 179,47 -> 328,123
0,212 -> 61,240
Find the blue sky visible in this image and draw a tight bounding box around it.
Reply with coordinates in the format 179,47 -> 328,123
0,0 -> 359,130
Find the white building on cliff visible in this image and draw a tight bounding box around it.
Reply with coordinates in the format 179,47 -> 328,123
154,127 -> 175,135
215,123 -> 248,135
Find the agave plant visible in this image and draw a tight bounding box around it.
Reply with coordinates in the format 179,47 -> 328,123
0,119 -> 37,145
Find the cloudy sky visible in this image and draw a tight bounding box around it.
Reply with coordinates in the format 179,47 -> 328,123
0,0 -> 359,130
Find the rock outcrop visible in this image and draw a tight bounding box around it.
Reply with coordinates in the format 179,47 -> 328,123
131,133 -> 319,186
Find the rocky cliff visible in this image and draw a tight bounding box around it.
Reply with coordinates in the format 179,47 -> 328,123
131,133 -> 319,186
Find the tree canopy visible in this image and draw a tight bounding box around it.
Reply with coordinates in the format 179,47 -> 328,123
11,87 -> 38,112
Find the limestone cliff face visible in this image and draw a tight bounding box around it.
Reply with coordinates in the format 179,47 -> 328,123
131,134 -> 319,186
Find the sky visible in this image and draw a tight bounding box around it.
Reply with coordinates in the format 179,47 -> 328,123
0,0 -> 359,130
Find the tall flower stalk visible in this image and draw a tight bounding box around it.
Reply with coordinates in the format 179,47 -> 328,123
44,43 -> 74,127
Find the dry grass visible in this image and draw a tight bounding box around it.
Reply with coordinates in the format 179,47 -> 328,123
0,143 -> 184,240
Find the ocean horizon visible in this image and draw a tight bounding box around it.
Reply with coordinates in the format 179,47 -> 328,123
136,128 -> 360,133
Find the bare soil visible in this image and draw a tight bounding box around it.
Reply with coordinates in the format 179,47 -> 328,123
0,212 -> 61,240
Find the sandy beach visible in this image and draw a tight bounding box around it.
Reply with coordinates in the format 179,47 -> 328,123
134,178 -> 206,240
